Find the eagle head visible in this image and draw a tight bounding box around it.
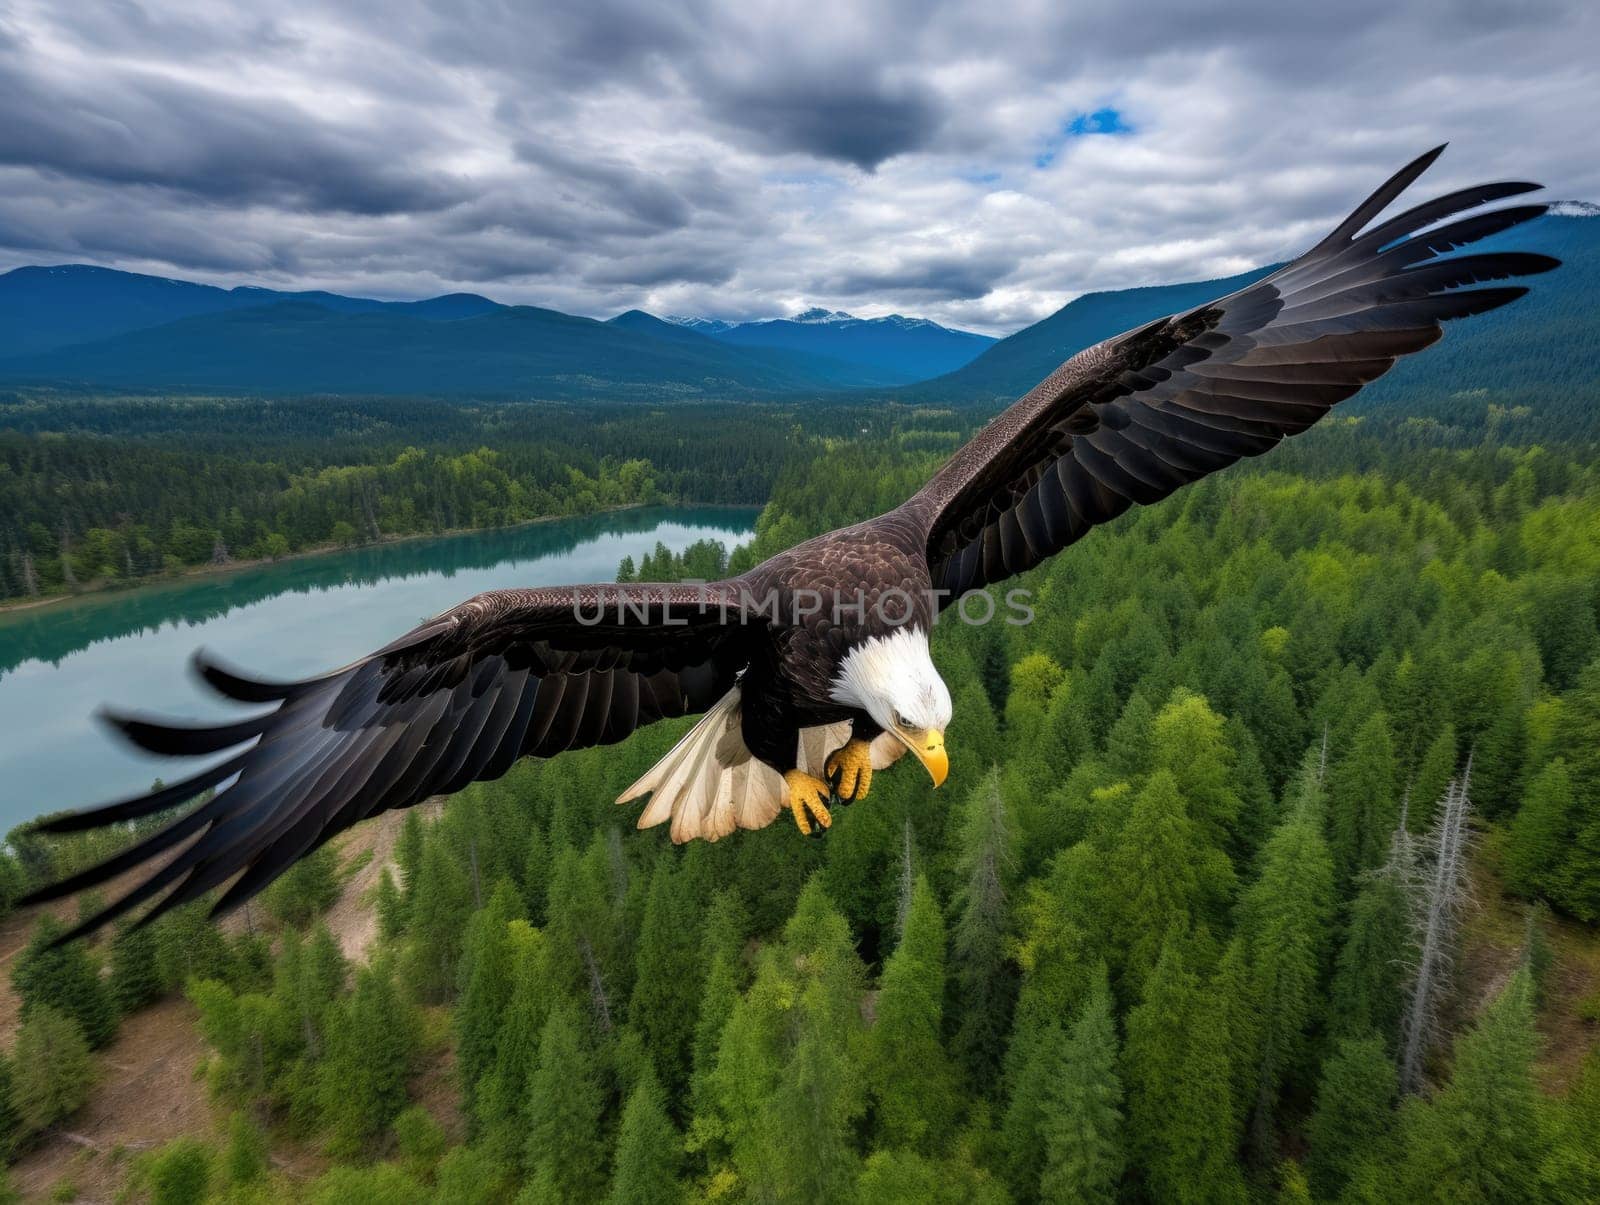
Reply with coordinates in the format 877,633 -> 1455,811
830,626 -> 952,787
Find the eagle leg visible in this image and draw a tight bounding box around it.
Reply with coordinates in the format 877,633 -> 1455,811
823,739 -> 874,805
784,769 -> 833,838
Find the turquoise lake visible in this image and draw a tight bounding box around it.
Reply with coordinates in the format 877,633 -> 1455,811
0,506 -> 757,833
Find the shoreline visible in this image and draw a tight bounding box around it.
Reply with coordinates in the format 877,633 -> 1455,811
0,500 -> 759,618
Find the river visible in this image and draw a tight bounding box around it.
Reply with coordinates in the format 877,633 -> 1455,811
0,506 -> 758,833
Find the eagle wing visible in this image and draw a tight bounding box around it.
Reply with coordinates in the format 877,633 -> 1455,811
907,146 -> 1558,604
23,583 -> 754,940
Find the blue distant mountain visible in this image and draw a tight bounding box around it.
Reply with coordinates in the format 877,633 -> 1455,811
1,210 -> 1591,402
663,307 -> 996,384
0,264 -> 502,359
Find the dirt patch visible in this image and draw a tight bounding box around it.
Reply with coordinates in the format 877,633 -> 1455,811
1460,857 -> 1600,1095
6,996 -> 212,1202
320,801 -> 441,966
0,802 -> 442,1200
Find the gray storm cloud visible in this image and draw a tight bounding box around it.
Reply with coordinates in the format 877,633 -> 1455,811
0,0 -> 1593,335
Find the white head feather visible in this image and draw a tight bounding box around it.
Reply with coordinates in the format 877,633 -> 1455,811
829,626 -> 953,733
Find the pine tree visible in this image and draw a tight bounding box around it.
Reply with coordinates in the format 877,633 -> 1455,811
1150,687 -> 1243,849
1326,711 -> 1398,881
522,822 -> 551,925
454,880 -> 523,1122
11,1005 -> 92,1131
713,880 -> 867,1203
11,915 -> 117,1048
1123,937 -> 1244,1202
263,845 -> 341,926
1400,969 -> 1546,1200
1306,1035 -> 1397,1199
1103,691 -> 1155,779
475,923 -> 548,1166
524,1002 -> 607,1199
870,874 -> 956,1151
951,770 -> 1018,1089
629,861 -> 702,1099
1236,780 -> 1335,1154
1504,757 -> 1574,900
1039,964 -> 1124,1204
403,837 -> 473,1003
109,919 -> 163,1014
375,868 -> 406,942
1329,818 -> 1414,1045
317,957 -> 420,1155
1408,724 -> 1457,831
607,1064 -> 682,1205
1106,769 -> 1234,990
1552,660 -> 1600,920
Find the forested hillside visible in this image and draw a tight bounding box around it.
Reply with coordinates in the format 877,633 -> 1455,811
3,411 -> 1599,1201
0,398 -> 911,602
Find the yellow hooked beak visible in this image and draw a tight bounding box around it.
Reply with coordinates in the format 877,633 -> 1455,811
898,727 -> 948,788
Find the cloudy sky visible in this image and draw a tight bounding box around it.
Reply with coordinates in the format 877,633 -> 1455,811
0,1 -> 1594,334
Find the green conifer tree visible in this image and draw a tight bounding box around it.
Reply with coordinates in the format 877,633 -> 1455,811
1124,937 -> 1245,1202
403,837 -> 473,1002
1306,1035 -> 1397,1199
524,1002 -> 607,1199
1326,711 -> 1398,880
1236,784 -> 1335,1152
1039,963 -> 1124,1204
1399,969 -> 1546,1200
607,1064 -> 682,1205
317,957 -> 420,1155
870,874 -> 956,1151
454,879 -> 524,1121
1106,769 -> 1234,989
11,1005 -> 92,1131
951,770 -> 1019,1089
628,861 -> 702,1099
109,919 -> 163,1014
1504,757 -> 1574,899
10,915 -> 117,1048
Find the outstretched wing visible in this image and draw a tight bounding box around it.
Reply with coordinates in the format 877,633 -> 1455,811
22,583 -> 754,940
908,146 -> 1558,602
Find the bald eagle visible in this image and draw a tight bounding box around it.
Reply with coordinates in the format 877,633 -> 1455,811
23,146 -> 1557,941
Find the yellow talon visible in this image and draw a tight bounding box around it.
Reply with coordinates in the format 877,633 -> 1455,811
823,738 -> 874,804
784,769 -> 833,836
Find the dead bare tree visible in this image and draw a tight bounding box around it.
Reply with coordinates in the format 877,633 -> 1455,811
894,819 -> 916,944
20,549 -> 39,597
1398,750 -> 1473,1095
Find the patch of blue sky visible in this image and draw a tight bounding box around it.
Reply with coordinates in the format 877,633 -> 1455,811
1035,106 -> 1133,168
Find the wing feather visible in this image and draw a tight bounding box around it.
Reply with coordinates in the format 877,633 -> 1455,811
23,584 -> 755,939
910,147 -> 1555,601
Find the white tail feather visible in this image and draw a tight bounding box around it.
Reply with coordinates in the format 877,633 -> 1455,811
617,687 -> 889,843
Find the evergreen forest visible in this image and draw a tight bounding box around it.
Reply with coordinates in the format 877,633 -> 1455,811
2,392 -> 1600,1202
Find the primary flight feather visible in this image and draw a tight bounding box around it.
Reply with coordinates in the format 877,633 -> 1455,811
23,146 -> 1558,941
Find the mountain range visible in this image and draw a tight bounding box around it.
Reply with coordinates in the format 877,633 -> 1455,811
0,208 -> 1592,402
664,307 -> 996,382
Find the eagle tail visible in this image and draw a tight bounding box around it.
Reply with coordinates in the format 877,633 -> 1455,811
617,689 -> 876,842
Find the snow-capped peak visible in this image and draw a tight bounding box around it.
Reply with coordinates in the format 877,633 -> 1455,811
1549,200 -> 1600,217
666,315 -> 734,333
790,307 -> 855,324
